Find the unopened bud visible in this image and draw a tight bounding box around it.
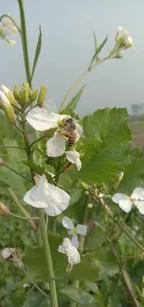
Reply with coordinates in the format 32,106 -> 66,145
85,191 -> 89,195
1,247 -> 15,259
81,181 -> 89,190
37,85 -> 47,107
13,85 -> 21,100
88,203 -> 93,208
1,84 -> 10,95
23,83 -> 33,97
115,50 -> 123,59
0,202 -> 11,215
0,90 -> 16,124
112,171 -> 124,190
124,36 -> 133,49
30,89 -> 38,102
20,88 -> 30,106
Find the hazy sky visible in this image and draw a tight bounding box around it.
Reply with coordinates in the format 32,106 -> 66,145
1,1 -> 144,115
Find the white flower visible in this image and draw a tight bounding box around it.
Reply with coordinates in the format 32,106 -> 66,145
66,150 -> 82,171
58,237 -> 80,265
24,174 -> 70,216
112,187 -> 144,214
26,106 -> 83,157
62,216 -> 87,248
1,85 -> 10,95
1,247 -> 15,259
0,90 -> 10,107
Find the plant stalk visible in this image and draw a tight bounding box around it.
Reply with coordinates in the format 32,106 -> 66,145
39,210 -> 58,307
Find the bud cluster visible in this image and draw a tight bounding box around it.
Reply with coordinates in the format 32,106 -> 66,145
0,83 -> 47,125
113,26 -> 133,59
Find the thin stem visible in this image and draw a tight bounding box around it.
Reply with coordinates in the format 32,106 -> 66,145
98,197 -> 144,254
10,213 -> 39,220
0,14 -> 21,32
30,135 -> 46,148
4,162 -> 32,183
59,56 -> 109,112
25,103 -> 38,116
108,239 -> 140,307
17,0 -> 31,86
14,125 -> 24,133
22,267 -> 50,299
7,187 -> 38,232
0,145 -> 25,150
39,210 -> 58,307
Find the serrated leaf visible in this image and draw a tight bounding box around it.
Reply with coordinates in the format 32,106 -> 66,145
30,26 -> 42,82
59,286 -> 95,305
79,108 -> 132,183
66,85 -> 86,112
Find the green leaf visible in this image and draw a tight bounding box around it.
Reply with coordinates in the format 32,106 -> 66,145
30,26 -> 42,82
59,286 -> 95,305
23,291 -> 47,307
66,85 -> 86,112
89,35 -> 108,69
79,108 -> 132,183
84,223 -> 105,251
93,30 -> 97,52
22,161 -> 53,181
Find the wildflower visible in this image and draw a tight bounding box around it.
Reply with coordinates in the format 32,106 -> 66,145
66,150 -> 82,171
62,216 -> 87,248
26,106 -> 83,157
58,237 -> 80,265
24,174 -> 70,216
112,187 -> 144,214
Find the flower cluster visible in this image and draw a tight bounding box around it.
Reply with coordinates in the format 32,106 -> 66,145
112,187 -> 144,214
114,26 -> 133,59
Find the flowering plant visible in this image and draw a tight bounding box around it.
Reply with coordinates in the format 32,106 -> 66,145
1,2 -> 144,307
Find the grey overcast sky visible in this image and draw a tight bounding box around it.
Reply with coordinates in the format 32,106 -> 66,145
0,1 -> 143,115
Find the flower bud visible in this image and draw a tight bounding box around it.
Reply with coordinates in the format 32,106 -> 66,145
19,88 -> 30,106
13,85 -> 21,100
124,36 -> 133,49
23,83 -> 33,97
37,85 -> 47,107
81,181 -> 89,190
115,50 -> 124,59
88,203 -> 93,208
0,90 -> 16,124
30,89 -> 38,102
112,171 -> 124,190
1,85 -> 19,111
0,201 -> 11,215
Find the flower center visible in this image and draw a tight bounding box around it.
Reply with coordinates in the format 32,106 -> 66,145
72,228 -> 77,235
130,197 -> 135,203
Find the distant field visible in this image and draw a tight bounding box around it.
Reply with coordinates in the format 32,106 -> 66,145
129,115 -> 144,147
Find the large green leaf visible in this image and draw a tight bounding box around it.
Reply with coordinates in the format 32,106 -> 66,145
59,286 -> 96,305
66,85 -> 86,112
79,108 -> 132,183
84,223 -> 105,251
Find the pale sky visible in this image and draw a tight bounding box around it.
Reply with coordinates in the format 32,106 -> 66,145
1,1 -> 144,115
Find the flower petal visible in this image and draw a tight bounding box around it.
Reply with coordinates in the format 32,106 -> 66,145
62,216 -> 75,230
1,85 -> 10,95
1,247 -> 14,259
46,132 -> 66,157
44,183 -> 70,216
26,107 -> 59,131
43,99 -> 57,113
67,246 -> 80,264
76,224 -> 87,236
74,122 -> 83,142
58,245 -> 66,254
66,150 -> 82,170
24,175 -> 50,208
119,199 -> 132,213
112,193 -> 129,204
131,187 -> 144,200
71,235 -> 79,248
134,201 -> 144,214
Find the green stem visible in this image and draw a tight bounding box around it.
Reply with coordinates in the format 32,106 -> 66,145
30,135 -> 46,148
0,145 -> 25,149
98,198 -> 144,254
17,0 -> 31,87
108,239 -> 140,307
39,210 -> 58,307
4,162 -> 32,183
22,267 -> 50,299
0,14 -> 21,32
11,213 -> 39,220
59,56 -> 109,112
7,187 -> 38,232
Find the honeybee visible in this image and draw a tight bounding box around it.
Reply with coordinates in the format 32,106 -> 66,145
59,118 -> 77,146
